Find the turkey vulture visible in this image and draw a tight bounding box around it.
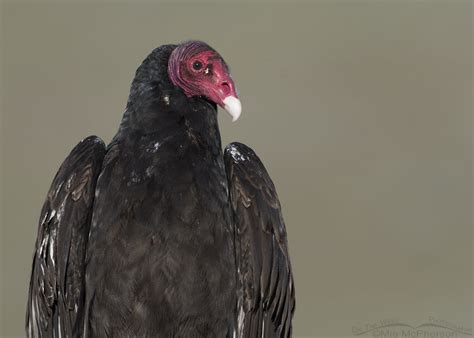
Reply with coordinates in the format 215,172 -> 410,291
26,41 -> 295,337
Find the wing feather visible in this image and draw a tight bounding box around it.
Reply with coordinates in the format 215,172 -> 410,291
224,142 -> 295,338
26,136 -> 106,337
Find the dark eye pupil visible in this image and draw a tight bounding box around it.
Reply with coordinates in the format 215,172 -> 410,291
193,61 -> 202,70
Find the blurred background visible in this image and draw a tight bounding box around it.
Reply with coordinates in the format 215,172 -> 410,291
1,1 -> 472,337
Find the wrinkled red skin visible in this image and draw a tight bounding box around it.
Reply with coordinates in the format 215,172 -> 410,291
169,46 -> 238,109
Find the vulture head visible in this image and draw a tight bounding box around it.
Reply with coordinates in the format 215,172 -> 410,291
168,40 -> 241,122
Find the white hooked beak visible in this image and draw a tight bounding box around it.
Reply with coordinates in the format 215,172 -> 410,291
223,96 -> 242,122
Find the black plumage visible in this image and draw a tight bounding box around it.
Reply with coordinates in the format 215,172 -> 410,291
26,43 -> 294,337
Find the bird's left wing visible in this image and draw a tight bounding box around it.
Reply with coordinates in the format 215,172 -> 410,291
26,136 -> 106,337
224,142 -> 295,338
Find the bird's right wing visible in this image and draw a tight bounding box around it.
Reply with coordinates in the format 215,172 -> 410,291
26,136 -> 106,337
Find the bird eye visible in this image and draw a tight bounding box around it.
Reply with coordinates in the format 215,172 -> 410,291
192,61 -> 202,71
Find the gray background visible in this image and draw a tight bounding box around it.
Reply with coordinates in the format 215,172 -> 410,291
1,1 -> 472,337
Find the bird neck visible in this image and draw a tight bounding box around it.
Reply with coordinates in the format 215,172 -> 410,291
115,100 -> 223,162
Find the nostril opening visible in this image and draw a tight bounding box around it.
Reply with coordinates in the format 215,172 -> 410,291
221,82 -> 231,96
